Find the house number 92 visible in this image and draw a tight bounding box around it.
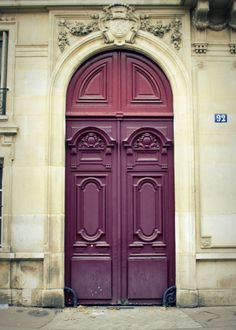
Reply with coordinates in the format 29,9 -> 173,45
214,114 -> 227,123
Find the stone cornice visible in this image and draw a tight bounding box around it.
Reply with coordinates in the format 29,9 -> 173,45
0,124 -> 18,136
0,0 -> 195,10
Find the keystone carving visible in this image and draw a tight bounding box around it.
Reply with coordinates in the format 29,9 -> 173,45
99,4 -> 139,45
57,4 -> 182,52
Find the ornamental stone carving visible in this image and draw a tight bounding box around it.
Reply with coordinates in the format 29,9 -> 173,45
192,0 -> 236,31
0,16 -> 15,22
193,42 -> 208,54
57,5 -> 182,52
140,16 -> 182,50
192,0 -> 209,30
200,236 -> 212,248
58,15 -> 99,52
230,43 -> 236,54
230,1 -> 236,30
58,31 -> 69,52
99,4 -> 139,45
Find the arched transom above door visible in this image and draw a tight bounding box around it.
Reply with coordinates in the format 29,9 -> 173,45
66,51 -> 173,117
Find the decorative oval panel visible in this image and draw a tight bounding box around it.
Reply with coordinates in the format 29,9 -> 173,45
139,181 -> 157,236
77,178 -> 105,242
134,177 -> 162,242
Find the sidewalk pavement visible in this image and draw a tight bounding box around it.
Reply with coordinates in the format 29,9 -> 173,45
0,305 -> 235,330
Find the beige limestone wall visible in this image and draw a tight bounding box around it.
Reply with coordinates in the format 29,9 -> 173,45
0,12 -> 50,305
192,25 -> 236,305
12,14 -> 49,259
197,260 -> 236,305
0,4 -> 235,307
195,60 -> 236,247
12,54 -> 48,253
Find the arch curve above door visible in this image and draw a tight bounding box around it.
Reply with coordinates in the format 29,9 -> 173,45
66,50 -> 173,117
65,49 -> 175,305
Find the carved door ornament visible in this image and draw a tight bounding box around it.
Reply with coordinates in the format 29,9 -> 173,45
66,127 -> 116,169
67,127 -> 115,152
123,127 -> 172,155
123,128 -> 172,170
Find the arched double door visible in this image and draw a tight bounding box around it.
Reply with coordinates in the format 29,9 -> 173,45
65,51 -> 175,305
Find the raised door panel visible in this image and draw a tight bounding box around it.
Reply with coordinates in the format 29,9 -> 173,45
75,175 -> 107,245
71,258 -> 112,300
128,258 -> 167,300
65,122 -> 117,303
121,53 -> 173,115
66,51 -> 173,117
66,52 -> 118,115
78,65 -> 108,101
121,120 -> 175,303
133,176 -> 164,244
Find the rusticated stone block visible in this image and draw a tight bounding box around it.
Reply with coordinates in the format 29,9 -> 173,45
42,289 -> 64,308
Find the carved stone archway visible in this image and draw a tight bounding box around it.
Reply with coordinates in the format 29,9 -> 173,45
44,6 -> 197,307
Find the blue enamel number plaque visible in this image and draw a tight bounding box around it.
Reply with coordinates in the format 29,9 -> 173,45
214,114 -> 227,123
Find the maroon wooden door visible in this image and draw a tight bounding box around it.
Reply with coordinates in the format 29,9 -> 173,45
65,51 -> 175,305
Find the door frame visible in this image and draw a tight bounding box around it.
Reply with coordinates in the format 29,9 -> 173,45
46,32 -> 197,307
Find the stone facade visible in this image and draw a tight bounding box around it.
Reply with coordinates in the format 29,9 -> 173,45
0,0 -> 235,307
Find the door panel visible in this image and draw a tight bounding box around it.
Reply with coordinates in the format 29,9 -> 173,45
67,52 -> 119,115
65,50 -> 175,305
128,257 -> 167,299
120,120 -> 174,304
120,52 -> 172,114
66,121 -> 118,304
76,175 -> 107,241
71,257 -> 112,300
